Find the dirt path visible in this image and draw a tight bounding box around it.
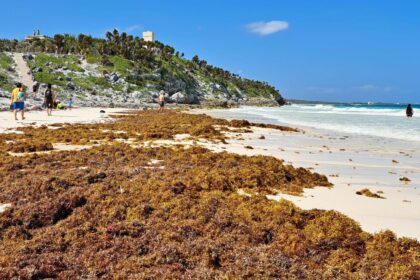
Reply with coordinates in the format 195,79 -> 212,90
12,53 -> 33,91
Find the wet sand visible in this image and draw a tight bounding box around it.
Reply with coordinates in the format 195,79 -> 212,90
192,109 -> 420,240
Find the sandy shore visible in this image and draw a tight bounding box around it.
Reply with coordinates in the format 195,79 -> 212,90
1,107 -> 419,240
192,109 -> 420,240
0,107 -> 130,213
0,107 -> 129,134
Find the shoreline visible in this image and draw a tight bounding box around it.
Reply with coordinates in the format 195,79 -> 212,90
0,108 -> 418,278
192,108 -> 420,240
1,107 -> 419,240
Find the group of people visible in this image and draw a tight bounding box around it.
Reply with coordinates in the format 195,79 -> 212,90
10,82 -> 73,120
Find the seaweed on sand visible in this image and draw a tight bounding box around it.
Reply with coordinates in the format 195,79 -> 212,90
356,188 -> 385,199
230,119 -> 301,132
0,111 -> 418,279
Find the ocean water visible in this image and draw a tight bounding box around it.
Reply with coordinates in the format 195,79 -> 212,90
209,104 -> 420,143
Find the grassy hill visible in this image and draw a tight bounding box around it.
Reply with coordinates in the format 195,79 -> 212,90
0,31 -> 285,107
0,53 -> 17,93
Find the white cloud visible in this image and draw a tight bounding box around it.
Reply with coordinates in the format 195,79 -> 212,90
246,21 -> 289,36
124,24 -> 142,33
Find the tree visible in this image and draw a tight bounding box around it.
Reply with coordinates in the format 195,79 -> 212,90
192,55 -> 200,64
53,34 -> 65,53
105,31 -> 113,42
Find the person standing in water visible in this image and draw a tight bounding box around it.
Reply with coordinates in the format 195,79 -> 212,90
10,83 -> 26,121
406,104 -> 414,118
158,90 -> 165,112
44,83 -> 56,116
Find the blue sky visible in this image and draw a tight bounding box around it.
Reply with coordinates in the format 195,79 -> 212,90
1,0 -> 420,103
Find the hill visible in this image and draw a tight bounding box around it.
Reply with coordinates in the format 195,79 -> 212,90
0,30 -> 285,107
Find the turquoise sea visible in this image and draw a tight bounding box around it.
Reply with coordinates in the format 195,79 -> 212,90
211,103 -> 420,143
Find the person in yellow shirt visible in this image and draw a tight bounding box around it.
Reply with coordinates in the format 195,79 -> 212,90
10,83 -> 26,121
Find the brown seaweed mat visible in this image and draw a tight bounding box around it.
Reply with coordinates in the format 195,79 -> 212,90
0,111 -> 418,279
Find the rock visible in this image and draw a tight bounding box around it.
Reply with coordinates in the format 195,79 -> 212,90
171,92 -> 186,103
67,82 -> 76,90
23,54 -> 35,60
109,73 -> 119,83
32,67 -> 43,73
275,95 -> 286,105
100,110 -> 106,113
128,73 -> 161,82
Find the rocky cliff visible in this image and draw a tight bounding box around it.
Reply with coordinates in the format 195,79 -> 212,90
0,32 -> 285,108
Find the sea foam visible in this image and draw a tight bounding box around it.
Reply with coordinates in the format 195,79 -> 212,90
212,104 -> 420,143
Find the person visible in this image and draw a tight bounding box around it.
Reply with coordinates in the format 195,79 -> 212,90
158,90 -> 165,112
406,104 -> 414,118
10,83 -> 26,121
32,81 -> 39,96
57,101 -> 65,110
44,83 -> 56,116
68,97 -> 73,110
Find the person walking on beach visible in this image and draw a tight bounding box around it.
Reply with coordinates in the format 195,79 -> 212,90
68,97 -> 73,110
406,104 -> 414,118
10,83 -> 26,121
158,90 -> 165,112
44,83 -> 56,116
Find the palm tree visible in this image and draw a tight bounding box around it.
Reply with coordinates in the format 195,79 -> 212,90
112,29 -> 120,44
105,31 -> 113,42
54,34 -> 65,54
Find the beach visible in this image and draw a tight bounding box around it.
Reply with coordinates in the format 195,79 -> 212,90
0,107 -> 418,278
194,107 -> 420,240
0,107 -> 130,134
1,106 -> 419,240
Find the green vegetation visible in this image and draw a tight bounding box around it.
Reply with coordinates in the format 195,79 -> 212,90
33,72 -> 66,87
0,53 -> 14,69
0,72 -> 13,92
0,53 -> 15,92
28,53 -> 84,72
108,55 -> 134,76
85,53 -> 101,64
0,30 -> 285,104
73,76 -> 110,91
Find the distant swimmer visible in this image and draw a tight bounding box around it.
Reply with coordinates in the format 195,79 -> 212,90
406,104 -> 414,118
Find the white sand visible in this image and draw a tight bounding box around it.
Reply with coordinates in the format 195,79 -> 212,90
0,107 -> 129,133
192,110 -> 420,240
1,107 -> 418,240
0,203 -> 12,214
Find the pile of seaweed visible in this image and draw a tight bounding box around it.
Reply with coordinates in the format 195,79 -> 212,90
0,111 -> 418,279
